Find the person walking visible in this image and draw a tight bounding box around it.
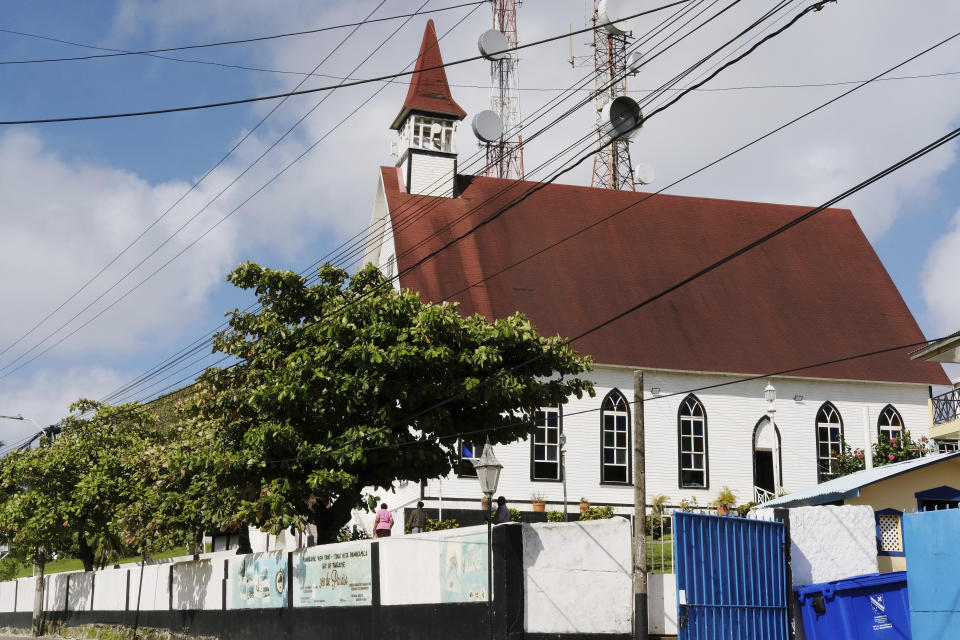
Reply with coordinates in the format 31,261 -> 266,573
493,496 -> 510,524
374,503 -> 394,538
407,501 -> 428,534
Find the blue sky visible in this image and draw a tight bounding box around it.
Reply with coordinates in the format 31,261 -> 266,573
0,0 -> 958,442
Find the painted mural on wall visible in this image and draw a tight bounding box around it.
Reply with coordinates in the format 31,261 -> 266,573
440,531 -> 487,602
295,543 -> 372,607
229,551 -> 287,609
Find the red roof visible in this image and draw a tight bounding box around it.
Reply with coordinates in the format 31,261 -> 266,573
390,19 -> 467,130
380,168 -> 948,385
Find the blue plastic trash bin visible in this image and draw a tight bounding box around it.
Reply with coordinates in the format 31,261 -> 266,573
794,572 -> 911,639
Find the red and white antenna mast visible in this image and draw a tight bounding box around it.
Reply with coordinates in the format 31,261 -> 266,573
485,0 -> 525,180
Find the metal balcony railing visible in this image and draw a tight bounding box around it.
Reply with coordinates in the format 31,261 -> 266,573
933,388 -> 960,425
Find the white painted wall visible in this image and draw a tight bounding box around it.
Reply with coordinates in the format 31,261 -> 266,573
67,572 -> 93,612
44,572 -> 70,611
648,574 -> 678,636
411,366 -> 930,514
92,569 -> 128,611
173,559 -> 222,611
128,564 -> 170,611
0,580 -> 16,612
522,518 -> 632,635
405,153 -> 455,197
15,578 -> 34,612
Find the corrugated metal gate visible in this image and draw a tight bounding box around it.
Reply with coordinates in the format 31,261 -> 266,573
674,512 -> 787,640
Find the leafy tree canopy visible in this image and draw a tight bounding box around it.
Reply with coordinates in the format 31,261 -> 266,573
144,262 -> 593,544
0,400 -> 162,570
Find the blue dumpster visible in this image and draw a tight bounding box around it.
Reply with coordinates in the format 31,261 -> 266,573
794,572 -> 911,639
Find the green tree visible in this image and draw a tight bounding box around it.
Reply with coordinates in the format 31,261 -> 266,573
143,262 -> 593,545
0,400 -> 162,572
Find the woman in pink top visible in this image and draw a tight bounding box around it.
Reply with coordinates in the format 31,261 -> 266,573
374,503 -> 394,538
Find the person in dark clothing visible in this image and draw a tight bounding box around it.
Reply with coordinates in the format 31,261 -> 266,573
407,501 -> 428,534
493,496 -> 510,524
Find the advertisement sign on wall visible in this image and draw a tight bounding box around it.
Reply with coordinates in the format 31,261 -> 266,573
229,551 -> 287,609
440,531 -> 488,603
295,543 -> 373,607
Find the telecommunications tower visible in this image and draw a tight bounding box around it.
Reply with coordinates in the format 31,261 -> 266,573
578,0 -> 637,191
484,0 -> 524,180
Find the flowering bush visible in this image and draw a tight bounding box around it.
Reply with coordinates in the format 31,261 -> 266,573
832,430 -> 928,478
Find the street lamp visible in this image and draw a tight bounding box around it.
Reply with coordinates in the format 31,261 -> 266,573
560,433 -> 568,522
472,438 -> 502,640
764,383 -> 781,495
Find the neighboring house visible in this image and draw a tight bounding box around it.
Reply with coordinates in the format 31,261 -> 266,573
911,332 -> 960,448
763,452 -> 960,573
360,21 -> 950,533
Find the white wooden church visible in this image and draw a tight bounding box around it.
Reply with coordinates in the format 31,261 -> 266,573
360,21 -> 948,527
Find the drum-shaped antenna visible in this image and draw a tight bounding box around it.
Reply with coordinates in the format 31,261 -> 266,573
627,50 -> 644,74
478,29 -> 510,60
600,96 -> 643,140
472,110 -> 504,143
598,0 -> 633,35
634,163 -> 656,185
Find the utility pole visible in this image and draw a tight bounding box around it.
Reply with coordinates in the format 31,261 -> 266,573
633,370 -> 647,640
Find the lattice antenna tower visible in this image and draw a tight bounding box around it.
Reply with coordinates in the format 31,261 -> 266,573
581,1 -> 636,191
485,0 -> 525,180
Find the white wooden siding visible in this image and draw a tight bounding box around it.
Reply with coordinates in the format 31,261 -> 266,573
404,153 -> 455,197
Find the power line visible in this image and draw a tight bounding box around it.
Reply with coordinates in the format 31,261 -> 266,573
0,2 -> 486,65
0,1 -> 693,126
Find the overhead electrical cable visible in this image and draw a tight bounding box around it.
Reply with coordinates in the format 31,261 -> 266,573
0,0 -> 392,365
0,2 -> 486,64
0,1 -> 695,125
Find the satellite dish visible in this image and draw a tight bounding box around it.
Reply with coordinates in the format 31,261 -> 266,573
429,122 -> 443,137
600,96 -> 643,140
634,163 -> 655,185
627,50 -> 644,74
598,0 -> 633,35
472,110 -> 504,143
478,29 -> 510,60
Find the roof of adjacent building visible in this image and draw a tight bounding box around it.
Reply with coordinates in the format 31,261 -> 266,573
379,167 -> 949,385
910,331 -> 960,364
390,19 -> 466,130
763,452 -> 960,507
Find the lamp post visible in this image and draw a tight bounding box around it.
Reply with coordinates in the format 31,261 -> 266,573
764,383 -> 781,495
473,438 -> 503,640
560,433 -> 568,522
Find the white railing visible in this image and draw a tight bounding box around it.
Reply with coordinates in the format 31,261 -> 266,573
754,486 -> 775,503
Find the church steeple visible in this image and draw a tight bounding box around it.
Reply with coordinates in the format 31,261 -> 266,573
391,19 -> 466,130
391,20 -> 466,198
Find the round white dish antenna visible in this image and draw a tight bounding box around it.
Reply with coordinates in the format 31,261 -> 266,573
600,96 -> 643,140
478,29 -> 510,60
429,122 -> 443,137
598,0 -> 633,35
627,50 -> 644,74
472,110 -> 504,143
634,162 -> 655,185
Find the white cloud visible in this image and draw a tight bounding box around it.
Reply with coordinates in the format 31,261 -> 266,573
921,206 -> 960,336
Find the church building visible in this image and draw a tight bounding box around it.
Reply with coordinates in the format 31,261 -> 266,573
362,21 -> 949,524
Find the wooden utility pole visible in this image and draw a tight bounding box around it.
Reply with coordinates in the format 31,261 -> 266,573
32,550 -> 44,637
633,370 -> 647,640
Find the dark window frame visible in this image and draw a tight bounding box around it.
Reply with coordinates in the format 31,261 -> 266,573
600,388 -> 632,485
815,401 -> 844,483
457,439 -> 480,478
677,394 -> 709,490
530,405 -> 563,482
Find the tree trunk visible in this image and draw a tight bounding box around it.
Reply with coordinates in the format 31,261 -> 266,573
77,535 -> 95,572
32,552 -> 45,637
313,491 -> 361,544
235,524 -> 252,555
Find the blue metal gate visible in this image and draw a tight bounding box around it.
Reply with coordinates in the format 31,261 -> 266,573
674,512 -> 788,640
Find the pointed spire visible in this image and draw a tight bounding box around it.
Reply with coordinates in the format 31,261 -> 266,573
390,19 -> 466,130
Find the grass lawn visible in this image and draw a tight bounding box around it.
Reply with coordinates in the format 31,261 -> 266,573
12,547 -> 194,578
646,534 -> 674,574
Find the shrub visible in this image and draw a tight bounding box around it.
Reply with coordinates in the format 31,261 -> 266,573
509,508 -> 523,522
579,505 -> 614,521
715,486 -> 737,508
546,510 -> 565,522
336,525 -> 370,542
425,518 -> 459,532
737,501 -> 759,518
645,515 -> 667,540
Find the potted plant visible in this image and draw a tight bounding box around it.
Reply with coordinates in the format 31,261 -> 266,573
531,492 -> 547,512
714,486 -> 737,516
579,497 -> 590,514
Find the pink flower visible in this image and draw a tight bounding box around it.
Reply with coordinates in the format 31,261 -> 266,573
891,438 -> 897,445
856,452 -> 864,459
921,436 -> 929,442
888,454 -> 895,461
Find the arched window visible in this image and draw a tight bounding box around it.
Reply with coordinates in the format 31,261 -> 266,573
601,390 -> 630,483
816,402 -> 844,482
678,395 -> 708,489
877,405 -> 904,443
